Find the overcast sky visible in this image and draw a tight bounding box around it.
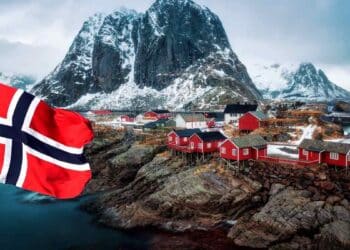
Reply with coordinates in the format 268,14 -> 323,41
0,0 -> 349,90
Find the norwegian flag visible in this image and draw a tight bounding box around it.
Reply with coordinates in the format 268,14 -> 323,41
0,83 -> 93,199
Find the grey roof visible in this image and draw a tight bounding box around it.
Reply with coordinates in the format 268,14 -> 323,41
196,131 -> 227,142
178,113 -> 206,122
173,128 -> 201,137
232,134 -> 267,148
299,139 -> 350,154
249,111 -> 267,120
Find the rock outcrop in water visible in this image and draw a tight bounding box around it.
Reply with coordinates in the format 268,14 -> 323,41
83,127 -> 350,249
32,0 -> 261,110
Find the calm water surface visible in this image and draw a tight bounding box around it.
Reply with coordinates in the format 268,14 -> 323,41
0,184 -> 149,250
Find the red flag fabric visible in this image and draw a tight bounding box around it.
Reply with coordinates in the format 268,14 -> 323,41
0,83 -> 93,199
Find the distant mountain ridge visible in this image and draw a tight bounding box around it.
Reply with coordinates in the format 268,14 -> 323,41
249,63 -> 350,101
32,0 -> 261,110
0,72 -> 36,90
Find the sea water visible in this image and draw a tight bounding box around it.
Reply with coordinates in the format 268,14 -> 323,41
0,184 -> 149,250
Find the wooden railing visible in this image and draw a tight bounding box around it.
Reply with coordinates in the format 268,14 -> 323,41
258,156 -> 319,166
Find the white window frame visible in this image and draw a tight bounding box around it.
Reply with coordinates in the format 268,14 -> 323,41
207,143 -> 211,148
175,137 -> 180,145
303,149 -> 308,156
198,143 -> 203,149
330,152 -> 339,160
243,148 -> 249,156
190,142 -> 194,149
232,149 -> 237,156
168,136 -> 173,142
221,147 -> 226,154
183,137 -> 188,142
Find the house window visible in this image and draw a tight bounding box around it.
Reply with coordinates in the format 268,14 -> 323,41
232,149 -> 237,156
169,136 -> 173,142
198,143 -> 203,149
176,137 -> 179,145
243,148 -> 249,155
221,147 -> 226,154
190,142 -> 194,149
303,149 -> 308,156
207,143 -> 212,148
330,152 -> 339,160
183,137 -> 188,142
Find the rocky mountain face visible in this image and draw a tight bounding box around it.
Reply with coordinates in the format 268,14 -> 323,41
0,72 -> 36,90
250,63 -> 350,101
32,0 -> 261,110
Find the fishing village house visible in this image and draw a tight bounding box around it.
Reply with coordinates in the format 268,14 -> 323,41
220,134 -> 267,161
143,109 -> 172,121
224,103 -> 258,126
238,111 -> 268,132
120,114 -> 135,123
188,131 -> 227,153
299,139 -> 350,167
175,113 -> 208,129
167,129 -> 201,151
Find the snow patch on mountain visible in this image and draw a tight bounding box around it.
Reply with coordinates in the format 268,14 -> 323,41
250,62 -> 350,101
0,72 -> 36,90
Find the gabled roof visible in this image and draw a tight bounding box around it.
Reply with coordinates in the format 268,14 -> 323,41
173,129 -> 201,137
232,134 -> 267,148
300,139 -> 350,154
299,139 -> 325,152
178,113 -> 206,122
151,109 -> 170,114
224,104 -> 258,114
195,131 -> 227,142
248,111 -> 267,120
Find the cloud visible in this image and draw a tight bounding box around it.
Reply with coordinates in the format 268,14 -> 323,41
0,0 -> 349,90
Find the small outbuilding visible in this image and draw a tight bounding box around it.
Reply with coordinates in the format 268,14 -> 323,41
238,111 -> 267,131
220,134 -> 267,161
144,110 -> 171,120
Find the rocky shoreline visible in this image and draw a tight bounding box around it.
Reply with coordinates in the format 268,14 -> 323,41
83,128 -> 350,249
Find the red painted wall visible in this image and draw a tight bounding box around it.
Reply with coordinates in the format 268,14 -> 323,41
189,134 -> 203,152
144,111 -> 159,120
299,148 -> 321,162
238,113 -> 260,131
323,152 -> 347,167
220,140 -> 238,160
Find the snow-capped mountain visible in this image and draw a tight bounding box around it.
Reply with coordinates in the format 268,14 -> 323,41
32,0 -> 261,110
0,72 -> 36,90
249,63 -> 350,101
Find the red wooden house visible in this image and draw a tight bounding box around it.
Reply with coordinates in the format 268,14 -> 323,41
188,131 -> 226,153
238,111 -> 267,131
120,114 -> 135,122
299,139 -> 350,167
167,129 -> 201,151
144,110 -> 171,120
220,134 -> 267,161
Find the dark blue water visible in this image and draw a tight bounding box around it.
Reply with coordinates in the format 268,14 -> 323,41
0,184 -> 149,250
